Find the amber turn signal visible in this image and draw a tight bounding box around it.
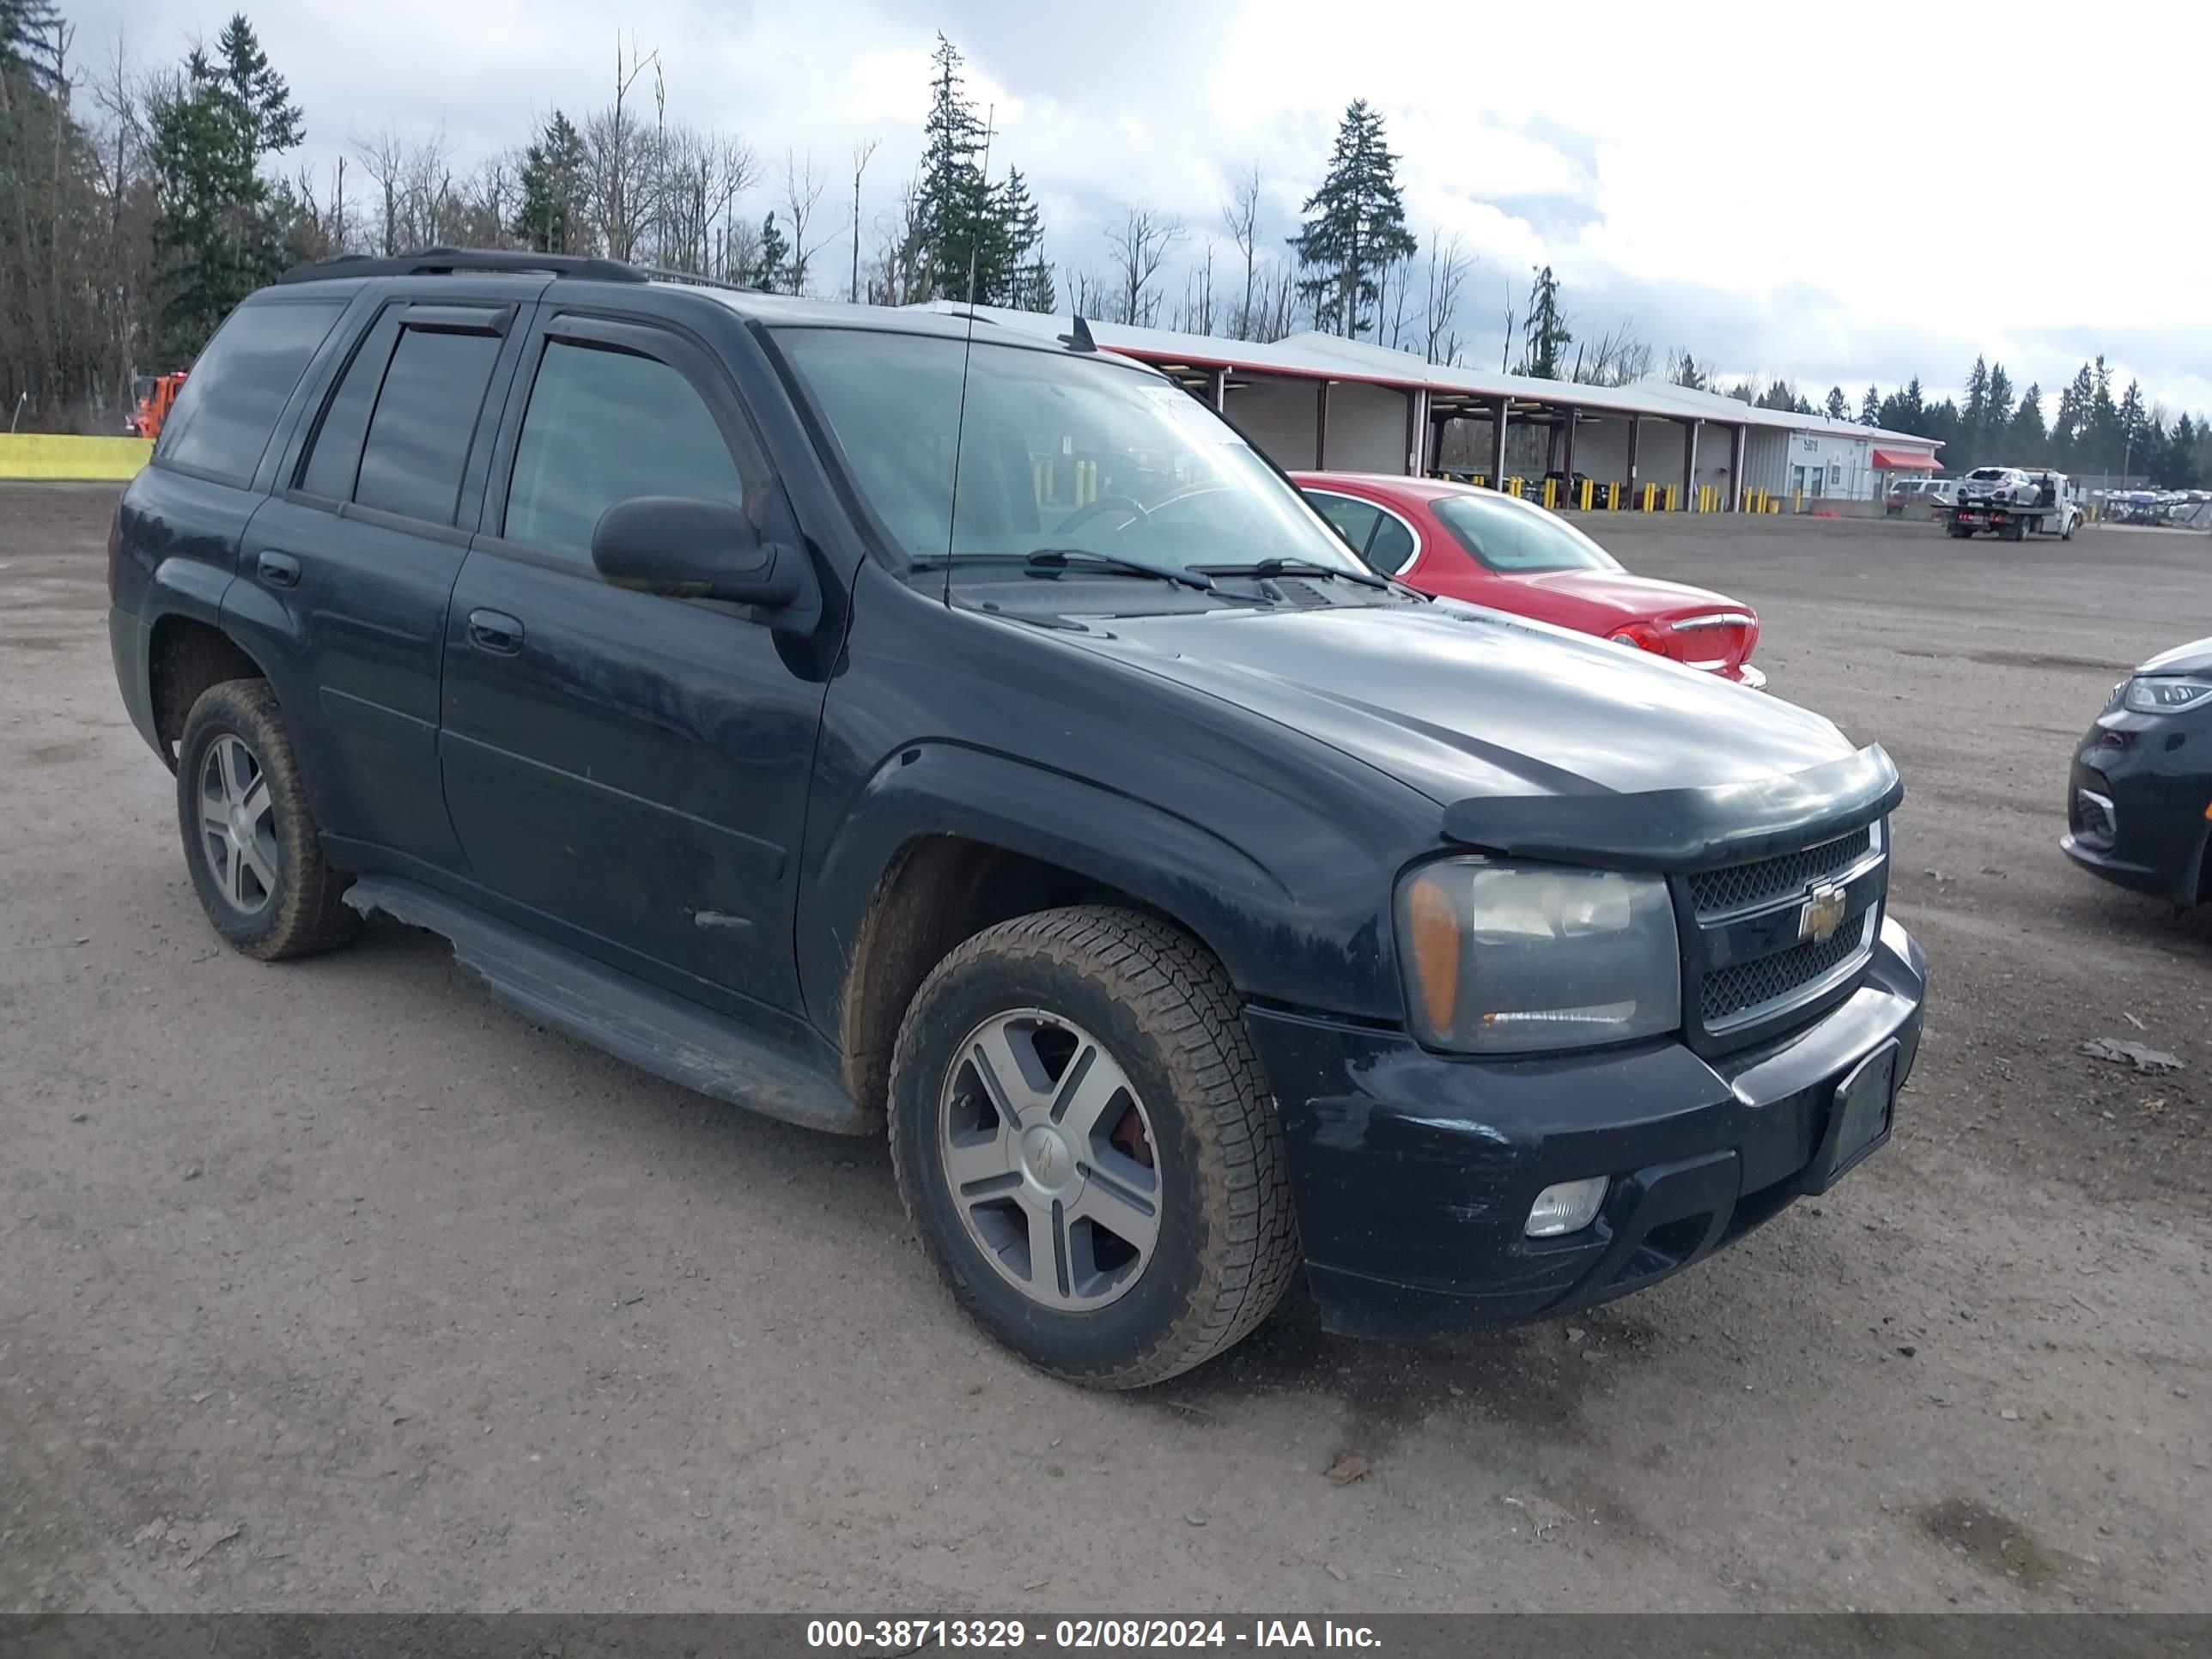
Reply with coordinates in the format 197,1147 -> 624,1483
1405,874 -> 1461,1040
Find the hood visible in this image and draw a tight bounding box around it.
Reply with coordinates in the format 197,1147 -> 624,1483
1501,567 -> 1746,623
2138,636 -> 2212,678
1054,599 -> 1856,810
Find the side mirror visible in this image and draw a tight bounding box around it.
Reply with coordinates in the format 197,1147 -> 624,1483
591,495 -> 801,608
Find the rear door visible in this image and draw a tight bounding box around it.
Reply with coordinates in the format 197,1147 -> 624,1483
437,307 -> 823,1018
234,290 -> 532,871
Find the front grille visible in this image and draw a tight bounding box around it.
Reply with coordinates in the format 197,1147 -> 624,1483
1700,913 -> 1874,1025
1686,827 -> 1874,918
1680,817 -> 1888,1048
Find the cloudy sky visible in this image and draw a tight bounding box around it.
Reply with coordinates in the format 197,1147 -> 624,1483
62,0 -> 2212,416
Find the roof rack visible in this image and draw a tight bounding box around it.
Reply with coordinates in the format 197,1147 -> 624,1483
275,246 -> 651,286
629,264 -> 762,297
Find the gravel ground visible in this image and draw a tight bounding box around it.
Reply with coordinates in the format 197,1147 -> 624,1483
2,485 -> 2206,1613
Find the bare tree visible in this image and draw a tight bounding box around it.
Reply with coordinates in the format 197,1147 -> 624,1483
781,149 -> 829,295
1571,318 -> 1654,387
1421,231 -> 1469,366
1107,207 -> 1184,328
1175,241 -> 1216,336
848,137 -> 877,302
349,126 -> 408,256
1068,268 -> 1107,322
1219,162 -> 1262,340
863,171 -> 927,307
585,36 -> 658,260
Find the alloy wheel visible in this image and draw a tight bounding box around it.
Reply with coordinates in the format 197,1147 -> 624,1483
197,733 -> 279,915
939,1009 -> 1163,1310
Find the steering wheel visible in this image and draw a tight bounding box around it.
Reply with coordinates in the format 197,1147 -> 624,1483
1054,495 -> 1150,535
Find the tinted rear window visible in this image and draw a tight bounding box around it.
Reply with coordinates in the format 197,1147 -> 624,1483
156,300 -> 347,486
353,326 -> 503,525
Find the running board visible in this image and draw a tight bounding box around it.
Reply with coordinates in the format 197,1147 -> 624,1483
343,877 -> 864,1135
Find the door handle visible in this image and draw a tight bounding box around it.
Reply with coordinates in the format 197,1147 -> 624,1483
466,609 -> 525,655
257,550 -> 301,588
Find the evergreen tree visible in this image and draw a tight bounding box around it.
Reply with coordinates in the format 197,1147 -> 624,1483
148,15 -> 306,358
511,111 -> 587,254
751,211 -> 789,292
1824,386 -> 1849,421
2160,414 -> 2199,489
0,0 -> 61,90
1859,385 -> 1880,426
914,33 -> 1000,301
991,167 -> 1052,311
1982,365 -> 2017,462
2116,378 -> 2147,476
2008,383 -> 2045,463
1668,350 -> 1705,390
1515,264 -> 1571,379
2089,356 -> 2118,471
1288,100 -> 1418,339
1960,355 -> 1990,454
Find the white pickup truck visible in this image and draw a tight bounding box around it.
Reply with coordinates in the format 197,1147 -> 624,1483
1946,468 -> 2081,541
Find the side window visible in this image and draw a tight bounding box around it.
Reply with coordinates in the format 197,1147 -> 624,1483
353,325 -> 504,525
1366,511 -> 1416,574
157,300 -> 347,486
297,319 -> 400,501
503,337 -> 746,562
1305,490 -> 1380,554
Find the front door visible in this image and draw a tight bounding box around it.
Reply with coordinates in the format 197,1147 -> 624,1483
437,312 -> 824,1018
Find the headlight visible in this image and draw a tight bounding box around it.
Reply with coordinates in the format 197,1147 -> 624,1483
1395,859 -> 1680,1053
2123,677 -> 2212,714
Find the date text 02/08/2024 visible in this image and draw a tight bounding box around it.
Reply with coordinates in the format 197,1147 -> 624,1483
804,1619 -> 1382,1650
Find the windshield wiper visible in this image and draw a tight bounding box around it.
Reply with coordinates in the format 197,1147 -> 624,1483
908,550 -> 1215,591
1200,557 -> 1389,590
1022,548 -> 1214,590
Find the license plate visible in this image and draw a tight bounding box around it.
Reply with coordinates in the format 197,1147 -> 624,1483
1808,1041 -> 1898,1191
1960,513 -> 1985,525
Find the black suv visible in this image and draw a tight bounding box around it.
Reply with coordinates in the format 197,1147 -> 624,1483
107,248 -> 1926,1387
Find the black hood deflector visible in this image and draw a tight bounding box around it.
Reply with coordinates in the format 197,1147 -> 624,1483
1439,744 -> 1903,872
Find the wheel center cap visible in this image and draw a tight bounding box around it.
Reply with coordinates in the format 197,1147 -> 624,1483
1018,1124 -> 1076,1193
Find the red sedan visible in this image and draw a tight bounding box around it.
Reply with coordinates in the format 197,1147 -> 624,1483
1292,472 -> 1765,687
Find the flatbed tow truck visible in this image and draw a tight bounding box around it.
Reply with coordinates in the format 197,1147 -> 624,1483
1947,466 -> 2081,541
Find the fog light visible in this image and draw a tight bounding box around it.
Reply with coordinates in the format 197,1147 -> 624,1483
1526,1176 -> 1608,1237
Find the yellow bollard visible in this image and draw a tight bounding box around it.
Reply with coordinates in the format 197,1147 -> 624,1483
1665,484 -> 1679,512
1792,488 -> 1803,514
1542,477 -> 1558,510
1508,476 -> 1523,499
1578,477 -> 1592,511
1471,473 -> 1485,489
1606,482 -> 1620,510
1078,459 -> 1097,505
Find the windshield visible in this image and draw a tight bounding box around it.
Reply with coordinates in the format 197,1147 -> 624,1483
773,327 -> 1371,579
1431,492 -> 1623,573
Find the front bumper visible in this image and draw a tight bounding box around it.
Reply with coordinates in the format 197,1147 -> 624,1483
1244,916 -> 1926,1342
2061,710 -> 2211,905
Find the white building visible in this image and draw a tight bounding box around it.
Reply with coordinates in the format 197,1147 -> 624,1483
921,304 -> 1943,507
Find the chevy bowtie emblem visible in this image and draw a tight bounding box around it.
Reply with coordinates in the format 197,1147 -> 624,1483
1798,882 -> 1848,944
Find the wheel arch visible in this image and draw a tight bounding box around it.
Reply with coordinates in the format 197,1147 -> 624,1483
147,611 -> 272,773
805,744 -> 1317,1127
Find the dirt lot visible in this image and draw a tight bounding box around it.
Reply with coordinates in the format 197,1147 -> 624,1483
2,484 -> 2206,1613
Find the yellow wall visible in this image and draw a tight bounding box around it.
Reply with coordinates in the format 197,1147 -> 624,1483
0,434 -> 153,481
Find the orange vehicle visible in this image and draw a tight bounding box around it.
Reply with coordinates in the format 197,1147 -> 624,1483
126,371 -> 186,441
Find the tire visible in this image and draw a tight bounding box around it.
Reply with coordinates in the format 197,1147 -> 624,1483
888,906 -> 1299,1388
175,678 -> 359,961
2063,517 -> 2075,541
